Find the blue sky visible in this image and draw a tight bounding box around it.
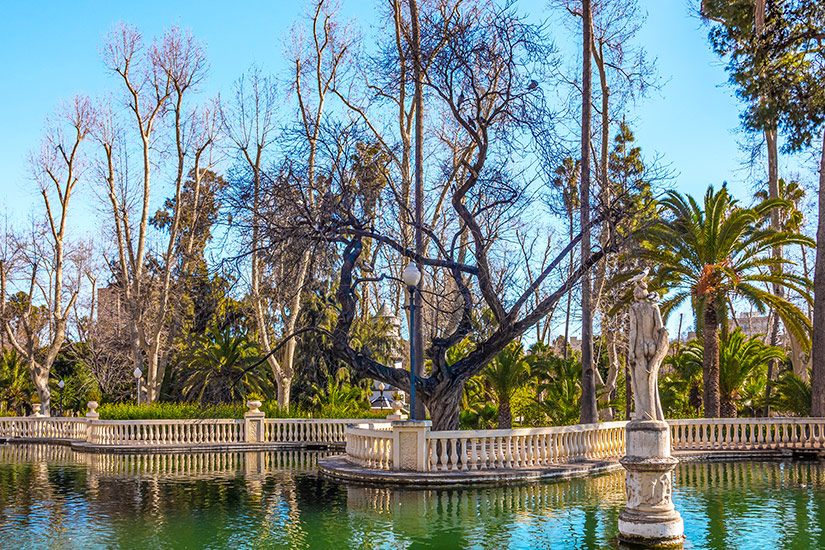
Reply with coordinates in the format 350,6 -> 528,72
0,0 -> 794,336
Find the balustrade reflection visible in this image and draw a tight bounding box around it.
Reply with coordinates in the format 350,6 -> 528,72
0,444 -> 330,479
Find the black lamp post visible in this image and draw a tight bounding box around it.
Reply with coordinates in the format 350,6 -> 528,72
402,263 -> 422,421
58,379 -> 65,417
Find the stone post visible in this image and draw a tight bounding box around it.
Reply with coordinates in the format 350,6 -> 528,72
391,420 -> 430,471
85,401 -> 99,443
244,400 -> 265,444
618,420 -> 684,548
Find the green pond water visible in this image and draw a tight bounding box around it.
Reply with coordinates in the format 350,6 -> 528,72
1,444 -> 824,549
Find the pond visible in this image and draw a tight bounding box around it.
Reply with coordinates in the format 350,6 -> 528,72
1,444 -> 823,549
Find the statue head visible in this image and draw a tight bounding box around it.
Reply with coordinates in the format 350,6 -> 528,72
633,279 -> 649,301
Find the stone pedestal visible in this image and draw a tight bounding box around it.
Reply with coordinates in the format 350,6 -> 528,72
619,420 -> 684,548
391,420 -> 431,472
244,400 -> 265,443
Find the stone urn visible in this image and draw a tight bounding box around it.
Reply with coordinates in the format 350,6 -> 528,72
386,399 -> 408,421
31,403 -> 43,417
246,400 -> 262,414
86,401 -> 99,419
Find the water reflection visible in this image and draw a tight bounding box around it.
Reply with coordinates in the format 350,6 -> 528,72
2,444 -> 825,549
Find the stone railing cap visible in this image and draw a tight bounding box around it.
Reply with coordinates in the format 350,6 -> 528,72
391,420 -> 431,428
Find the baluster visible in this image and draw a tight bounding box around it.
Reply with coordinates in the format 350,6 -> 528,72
512,436 -> 520,467
459,437 -> 469,471
551,432 -> 560,462
465,436 -> 476,470
510,434 -> 524,468
437,439 -> 449,471
509,435 -> 518,467
478,436 -> 488,470
448,438 -> 458,471
522,435 -> 532,466
528,435 -> 536,466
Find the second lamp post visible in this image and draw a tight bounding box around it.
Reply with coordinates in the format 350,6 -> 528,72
134,367 -> 143,405
402,263 -> 422,421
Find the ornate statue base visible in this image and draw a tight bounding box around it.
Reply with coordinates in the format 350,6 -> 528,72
618,420 -> 684,548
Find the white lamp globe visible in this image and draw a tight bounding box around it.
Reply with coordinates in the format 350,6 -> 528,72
402,263 -> 422,287
133,367 -> 142,379
58,380 -> 65,389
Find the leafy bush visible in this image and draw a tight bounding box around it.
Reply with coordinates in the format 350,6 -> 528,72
95,400 -> 386,420
97,402 -> 245,420
770,370 -> 811,417
263,402 -> 387,420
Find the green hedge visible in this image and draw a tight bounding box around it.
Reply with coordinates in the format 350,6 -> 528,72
97,402 -> 245,420
96,401 -> 389,420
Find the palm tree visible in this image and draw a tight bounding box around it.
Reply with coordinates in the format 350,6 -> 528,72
718,328 -> 785,417
0,349 -> 32,415
660,340 -> 703,418
642,185 -> 813,417
531,354 -> 582,426
770,370 -> 811,417
310,367 -> 368,416
181,323 -> 268,405
481,342 -> 531,429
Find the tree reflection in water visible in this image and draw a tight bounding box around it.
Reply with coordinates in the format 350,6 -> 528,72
2,445 -> 825,549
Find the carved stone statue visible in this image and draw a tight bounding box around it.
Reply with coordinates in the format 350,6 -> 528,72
619,273 -> 684,548
628,277 -> 668,422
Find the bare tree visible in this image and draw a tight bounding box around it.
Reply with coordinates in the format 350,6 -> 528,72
578,0 -> 598,424
98,24 -> 214,401
220,67 -> 294,405
0,97 -> 94,415
264,2 -> 627,430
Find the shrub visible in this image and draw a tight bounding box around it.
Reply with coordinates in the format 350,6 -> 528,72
97,402 -> 245,420
95,400 -> 386,420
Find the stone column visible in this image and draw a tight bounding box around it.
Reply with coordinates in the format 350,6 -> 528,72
618,420 -> 684,548
85,401 -> 99,443
392,420 -> 430,471
244,400 -> 265,444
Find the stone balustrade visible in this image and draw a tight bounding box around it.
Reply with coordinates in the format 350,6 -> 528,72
426,421 -> 628,472
264,418 -> 390,445
0,409 -> 390,450
669,417 -> 825,451
343,421 -> 628,472
345,422 -> 394,469
0,417 -> 87,440
343,417 -> 825,474
9,414 -> 825,459
87,419 -> 245,446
